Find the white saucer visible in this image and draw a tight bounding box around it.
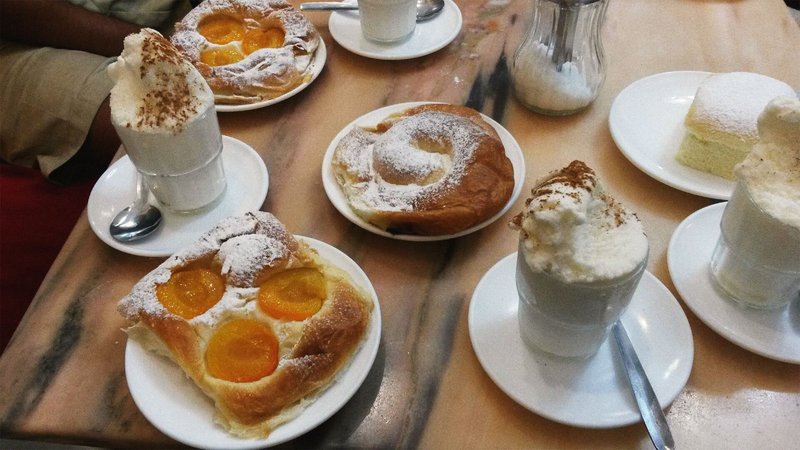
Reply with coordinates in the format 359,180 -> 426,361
321,101 -> 526,241
88,136 -> 268,257
468,253 -> 694,428
125,237 -> 382,449
609,71 -> 734,200
667,203 -> 800,364
328,0 -> 462,60
216,40 -> 327,112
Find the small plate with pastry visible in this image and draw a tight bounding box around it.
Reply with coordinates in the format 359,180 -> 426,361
321,102 -> 526,241
171,0 -> 325,111
122,212 -> 381,448
609,71 -> 796,200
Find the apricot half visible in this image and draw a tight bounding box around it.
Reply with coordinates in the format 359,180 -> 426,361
206,319 -> 278,382
200,47 -> 245,66
258,268 -> 326,321
156,268 -> 224,319
242,27 -> 285,54
198,16 -> 244,45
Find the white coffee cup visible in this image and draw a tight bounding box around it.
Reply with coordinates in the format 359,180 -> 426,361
358,0 -> 416,43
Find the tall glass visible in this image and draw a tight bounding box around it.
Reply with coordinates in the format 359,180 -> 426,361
710,181 -> 800,309
113,102 -> 226,213
516,240 -> 648,358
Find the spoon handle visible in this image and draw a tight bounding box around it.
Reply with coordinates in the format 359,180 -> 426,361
300,2 -> 358,12
133,172 -> 148,210
612,322 -> 675,450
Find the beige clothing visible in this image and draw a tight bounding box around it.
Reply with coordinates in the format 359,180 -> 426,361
0,0 -> 192,177
0,43 -> 114,177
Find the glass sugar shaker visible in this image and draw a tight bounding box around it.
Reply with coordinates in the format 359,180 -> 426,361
510,0 -> 608,116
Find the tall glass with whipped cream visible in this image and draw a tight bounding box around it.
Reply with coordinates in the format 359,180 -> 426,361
510,161 -> 649,358
108,28 -> 226,213
710,96 -> 800,309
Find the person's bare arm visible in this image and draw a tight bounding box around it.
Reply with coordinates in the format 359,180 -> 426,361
0,0 -> 141,56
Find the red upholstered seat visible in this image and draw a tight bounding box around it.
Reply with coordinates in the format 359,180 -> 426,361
0,163 -> 94,351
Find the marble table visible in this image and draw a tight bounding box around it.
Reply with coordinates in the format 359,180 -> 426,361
1,0 -> 799,448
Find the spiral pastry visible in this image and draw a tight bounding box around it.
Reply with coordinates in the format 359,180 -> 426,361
332,104 -> 515,235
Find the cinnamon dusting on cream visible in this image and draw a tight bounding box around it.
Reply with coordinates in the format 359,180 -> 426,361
512,160 -> 648,283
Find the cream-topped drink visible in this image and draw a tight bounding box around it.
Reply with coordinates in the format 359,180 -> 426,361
510,161 -> 649,358
357,0 -> 416,43
108,28 -> 225,213
710,96 -> 800,309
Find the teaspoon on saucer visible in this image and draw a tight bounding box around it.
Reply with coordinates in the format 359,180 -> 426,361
301,0 -> 444,21
613,321 -> 674,450
109,173 -> 162,242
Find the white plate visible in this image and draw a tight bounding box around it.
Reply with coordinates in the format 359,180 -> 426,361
468,253 -> 694,428
328,0 -> 462,60
88,136 -> 269,257
125,237 -> 382,449
667,203 -> 800,364
609,71 -> 734,200
321,101 -> 526,241
216,40 -> 327,112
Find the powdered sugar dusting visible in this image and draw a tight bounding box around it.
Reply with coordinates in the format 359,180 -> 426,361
332,110 -> 488,214
691,72 -> 795,142
218,234 -> 287,287
118,211 -> 293,324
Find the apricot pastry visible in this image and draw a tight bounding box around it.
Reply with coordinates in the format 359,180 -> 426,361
119,212 -> 373,438
171,0 -> 319,104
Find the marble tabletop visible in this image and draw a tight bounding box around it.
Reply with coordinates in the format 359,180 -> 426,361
1,0 -> 799,448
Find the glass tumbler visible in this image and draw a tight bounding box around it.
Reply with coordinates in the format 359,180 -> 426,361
113,102 -> 227,213
710,182 -> 800,309
516,240 -> 648,358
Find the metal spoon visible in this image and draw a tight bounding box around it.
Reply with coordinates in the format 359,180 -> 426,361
301,0 -> 445,21
613,321 -> 674,450
109,173 -> 162,242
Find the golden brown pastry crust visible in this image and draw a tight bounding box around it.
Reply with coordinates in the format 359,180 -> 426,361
171,0 -> 319,105
332,104 -> 515,235
119,212 -> 372,439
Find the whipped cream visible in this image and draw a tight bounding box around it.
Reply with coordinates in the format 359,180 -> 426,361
109,28 -> 214,133
108,29 -> 226,212
735,96 -> 800,230
512,161 -> 648,283
710,96 -> 800,308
